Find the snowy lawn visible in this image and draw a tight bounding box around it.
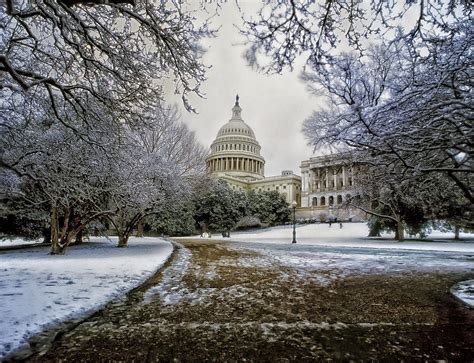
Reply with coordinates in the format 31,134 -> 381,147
0,237 -> 43,247
451,280 -> 474,308
169,225 -> 474,309
0,237 -> 173,359
220,223 -> 474,306
225,223 -> 474,252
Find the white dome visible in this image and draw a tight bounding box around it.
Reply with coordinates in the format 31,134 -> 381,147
205,95 -> 265,181
217,119 -> 256,139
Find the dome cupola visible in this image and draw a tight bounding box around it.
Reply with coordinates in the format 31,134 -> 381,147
205,95 -> 265,181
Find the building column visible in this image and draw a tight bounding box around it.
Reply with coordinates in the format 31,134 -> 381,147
325,168 -> 329,189
342,166 -> 346,188
333,169 -> 337,190
317,169 -> 321,191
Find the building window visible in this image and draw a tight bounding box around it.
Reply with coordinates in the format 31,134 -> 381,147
312,197 -> 317,206
320,196 -> 326,206
337,195 -> 343,204
283,185 -> 287,189
329,196 -> 334,205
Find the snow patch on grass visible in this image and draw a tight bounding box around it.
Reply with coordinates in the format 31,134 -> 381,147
0,237 -> 173,359
228,223 -> 474,252
0,237 -> 43,247
451,280 -> 474,308
143,244 -> 192,305
230,242 -> 474,280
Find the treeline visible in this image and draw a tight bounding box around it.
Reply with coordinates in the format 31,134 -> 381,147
1,85 -> 290,254
1,103 -> 208,254
1,177 -> 290,247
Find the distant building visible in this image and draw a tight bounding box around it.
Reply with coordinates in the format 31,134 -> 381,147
206,96 -> 301,206
298,154 -> 365,220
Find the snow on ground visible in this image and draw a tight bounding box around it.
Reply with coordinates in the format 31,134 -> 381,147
226,223 -> 474,252
0,237 -> 173,359
221,223 -> 474,305
451,280 -> 474,308
154,227 -> 474,309
0,237 -> 43,247
229,241 -> 474,281
143,243 -> 192,305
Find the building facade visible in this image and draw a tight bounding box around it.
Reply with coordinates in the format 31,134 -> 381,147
298,154 -> 364,220
206,96 -> 301,206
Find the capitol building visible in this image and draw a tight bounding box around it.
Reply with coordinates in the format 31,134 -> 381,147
206,96 -> 362,219
206,96 -> 302,206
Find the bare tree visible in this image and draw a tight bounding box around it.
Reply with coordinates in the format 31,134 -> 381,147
1,0 -> 214,133
240,0 -> 471,73
303,25 -> 473,203
1,108 -> 118,253
106,104 -> 207,247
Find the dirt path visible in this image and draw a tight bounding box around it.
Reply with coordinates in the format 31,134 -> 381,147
23,240 -> 474,362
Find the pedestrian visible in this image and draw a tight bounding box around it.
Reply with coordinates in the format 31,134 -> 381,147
340,222 -> 343,229
329,221 -> 332,228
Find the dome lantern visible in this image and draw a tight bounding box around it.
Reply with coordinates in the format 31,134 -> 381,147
232,94 -> 242,119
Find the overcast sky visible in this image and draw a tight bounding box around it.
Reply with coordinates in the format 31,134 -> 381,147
166,1 -> 320,177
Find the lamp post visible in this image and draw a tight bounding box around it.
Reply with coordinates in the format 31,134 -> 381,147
292,200 -> 297,243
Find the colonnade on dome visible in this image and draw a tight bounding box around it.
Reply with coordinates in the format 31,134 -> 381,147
206,156 -> 264,175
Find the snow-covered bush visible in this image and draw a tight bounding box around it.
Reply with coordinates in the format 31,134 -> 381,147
318,213 -> 328,223
235,216 -> 266,230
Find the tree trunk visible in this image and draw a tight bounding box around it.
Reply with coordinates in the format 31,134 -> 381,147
50,242 -> 66,255
75,229 -> 84,244
395,221 -> 405,241
136,220 -> 144,237
454,226 -> 460,240
117,233 -> 129,248
50,205 -> 65,255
